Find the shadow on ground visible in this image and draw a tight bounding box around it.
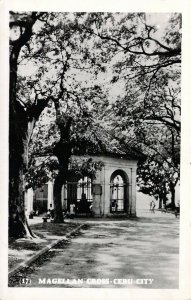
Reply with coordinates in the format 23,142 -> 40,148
9,210 -> 179,289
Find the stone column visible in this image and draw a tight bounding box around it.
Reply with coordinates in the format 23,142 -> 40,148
128,168 -> 136,216
103,167 -> 111,216
92,170 -> 102,217
48,181 -> 54,209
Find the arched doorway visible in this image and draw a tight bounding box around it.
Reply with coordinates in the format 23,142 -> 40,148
110,170 -> 129,213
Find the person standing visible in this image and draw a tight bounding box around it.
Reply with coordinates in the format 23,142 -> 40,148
150,200 -> 156,213
150,200 -> 153,211
70,203 -> 76,218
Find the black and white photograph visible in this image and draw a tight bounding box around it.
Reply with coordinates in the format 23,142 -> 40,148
1,1 -> 191,299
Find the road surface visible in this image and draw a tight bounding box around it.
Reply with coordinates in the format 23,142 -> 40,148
18,209 -> 179,289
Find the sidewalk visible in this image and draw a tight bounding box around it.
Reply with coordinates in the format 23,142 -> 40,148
8,217 -> 83,273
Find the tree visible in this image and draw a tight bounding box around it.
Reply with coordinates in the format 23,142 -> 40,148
82,13 -> 181,132
26,101 -> 119,222
85,13 -> 181,207
137,156 -> 179,209
53,13 -> 181,210
16,12 -> 108,223
82,13 -> 181,90
9,12 -> 51,237
9,12 -> 181,236
137,159 -> 168,208
9,11 -> 108,233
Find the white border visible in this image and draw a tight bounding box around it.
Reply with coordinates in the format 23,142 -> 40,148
1,0 -> 191,299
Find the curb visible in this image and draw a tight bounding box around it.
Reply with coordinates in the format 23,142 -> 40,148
8,223 -> 85,279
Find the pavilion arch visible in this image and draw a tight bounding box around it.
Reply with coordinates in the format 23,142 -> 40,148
110,169 -> 129,213
25,155 -> 138,218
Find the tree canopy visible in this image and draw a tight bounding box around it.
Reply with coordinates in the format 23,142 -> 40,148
9,12 -> 181,233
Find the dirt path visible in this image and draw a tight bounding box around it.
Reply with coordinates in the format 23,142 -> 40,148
12,210 -> 179,289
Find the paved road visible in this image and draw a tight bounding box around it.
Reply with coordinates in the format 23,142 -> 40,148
21,209 -> 179,289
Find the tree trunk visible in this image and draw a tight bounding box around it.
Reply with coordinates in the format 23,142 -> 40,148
9,94 -> 48,239
169,182 -> 176,209
53,149 -> 71,223
52,117 -> 73,223
9,92 -> 37,238
9,43 -> 31,238
9,131 -> 36,238
163,197 -> 167,209
53,172 -> 65,223
158,195 -> 163,209
161,182 -> 168,209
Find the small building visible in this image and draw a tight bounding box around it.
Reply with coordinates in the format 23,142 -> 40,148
25,152 -> 138,218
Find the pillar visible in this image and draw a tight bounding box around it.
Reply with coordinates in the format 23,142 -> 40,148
92,170 -> 101,217
48,181 -> 54,209
103,167 -> 111,216
128,167 -> 136,216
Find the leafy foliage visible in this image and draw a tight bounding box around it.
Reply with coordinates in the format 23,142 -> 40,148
10,12 -> 181,211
